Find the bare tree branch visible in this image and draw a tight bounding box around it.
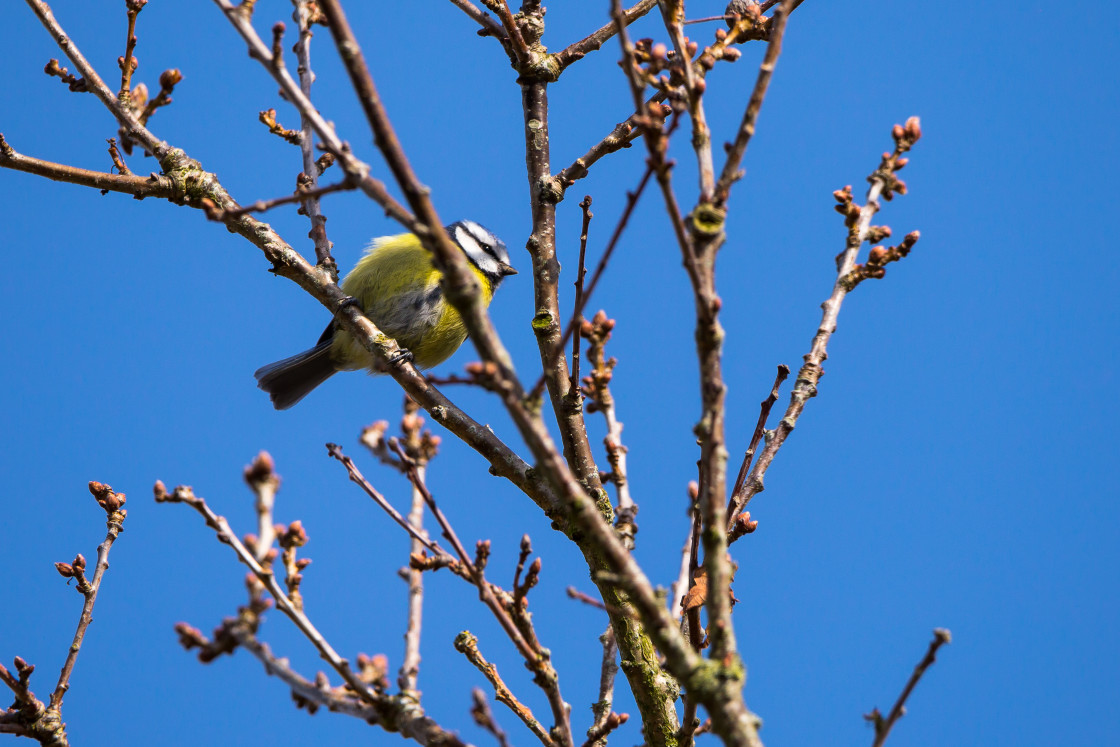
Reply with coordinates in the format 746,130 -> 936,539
456,632 -> 554,747
727,118 -> 924,531
866,629 -> 952,747
554,0 -> 657,71
0,482 -> 127,747
714,0 -> 794,205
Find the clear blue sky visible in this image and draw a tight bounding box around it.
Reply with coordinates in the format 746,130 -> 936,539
1,2 -> 1117,745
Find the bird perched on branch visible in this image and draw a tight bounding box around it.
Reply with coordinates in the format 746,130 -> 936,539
255,220 -> 516,409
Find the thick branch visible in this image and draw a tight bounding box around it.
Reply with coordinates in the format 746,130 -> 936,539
0,135 -> 176,198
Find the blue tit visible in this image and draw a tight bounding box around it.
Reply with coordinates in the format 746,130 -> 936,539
255,220 -> 516,409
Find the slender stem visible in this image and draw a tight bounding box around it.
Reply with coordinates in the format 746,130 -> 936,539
552,93 -> 667,192
398,466 -> 426,695
291,0 -> 337,275
117,1 -> 143,100
479,0 -> 530,62
570,196 -> 593,392
727,128 -> 921,528
553,0 -> 657,71
869,630 -> 952,747
207,178 -> 354,220
528,165 -> 655,401
585,626 -> 618,747
713,0 -> 794,205
155,484 -> 387,707
229,625 -> 379,719
729,364 -> 791,509
658,0 -> 716,200
394,445 -> 575,747
456,632 -> 554,747
326,444 -> 447,558
50,511 -> 125,710
0,135 -> 176,198
447,0 -> 506,37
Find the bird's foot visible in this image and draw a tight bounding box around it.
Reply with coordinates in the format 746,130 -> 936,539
337,295 -> 363,312
389,349 -> 414,367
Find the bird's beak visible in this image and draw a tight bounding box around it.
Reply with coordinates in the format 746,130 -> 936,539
499,262 -> 518,276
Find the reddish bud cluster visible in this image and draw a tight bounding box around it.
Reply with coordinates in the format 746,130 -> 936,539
44,58 -> 87,92
117,55 -> 138,76
356,653 -> 390,693
398,399 -> 441,463
277,520 -> 308,549
13,656 -> 33,677
409,551 -> 464,575
463,360 -> 505,395
243,450 -> 279,490
259,107 -> 302,146
360,420 -> 390,452
729,511 -> 759,541
879,117 -> 922,200
475,539 -> 491,572
833,184 -> 862,228
580,311 -> 618,414
866,225 -> 892,244
892,116 -> 923,147
842,231 -> 922,289
89,480 -> 126,513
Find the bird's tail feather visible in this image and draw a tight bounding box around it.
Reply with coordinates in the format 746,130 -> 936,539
254,342 -> 336,410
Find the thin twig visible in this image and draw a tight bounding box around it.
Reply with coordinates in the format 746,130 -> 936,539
670,511 -> 694,621
471,689 -> 512,747
231,626 -> 381,719
528,164 -> 654,401
291,0 -> 337,276
553,0 -> 657,71
477,0 -> 531,63
0,134 -> 175,198
867,629 -> 952,747
582,712 -> 629,747
398,464 -> 427,695
51,483 -> 127,710
727,120 -> 923,531
243,451 -> 280,563
713,0 -> 794,205
570,195 -> 593,391
552,95 -> 669,192
585,626 -> 618,747
155,482 -> 391,707
203,178 -> 354,220
389,441 -> 574,747
566,587 -> 607,611
729,364 -> 791,509
117,0 -> 145,100
326,444 -> 447,557
447,0 -> 506,37
658,0 -> 716,200
456,632 -> 554,747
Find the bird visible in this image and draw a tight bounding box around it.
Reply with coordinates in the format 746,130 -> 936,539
255,220 -> 516,409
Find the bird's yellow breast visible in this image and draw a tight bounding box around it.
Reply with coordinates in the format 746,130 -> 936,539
331,233 -> 493,371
